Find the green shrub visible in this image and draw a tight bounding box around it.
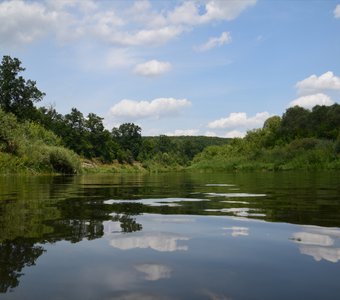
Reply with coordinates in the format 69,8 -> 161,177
0,108 -> 81,174
48,147 -> 81,174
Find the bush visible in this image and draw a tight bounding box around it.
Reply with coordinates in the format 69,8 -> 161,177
0,108 -> 81,174
48,147 -> 81,174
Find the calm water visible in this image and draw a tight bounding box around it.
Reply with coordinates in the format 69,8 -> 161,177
0,171 -> 340,300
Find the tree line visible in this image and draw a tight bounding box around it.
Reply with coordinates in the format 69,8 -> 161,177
2,54 -> 340,173
192,105 -> 340,170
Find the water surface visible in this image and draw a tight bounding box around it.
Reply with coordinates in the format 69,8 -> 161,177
0,171 -> 340,299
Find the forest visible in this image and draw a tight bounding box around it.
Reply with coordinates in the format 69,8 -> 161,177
1,55 -> 340,174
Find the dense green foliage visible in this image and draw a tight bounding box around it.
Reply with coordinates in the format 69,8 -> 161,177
139,135 -> 230,170
0,108 -> 80,173
192,105 -> 340,171
38,107 -> 120,163
0,56 -> 44,120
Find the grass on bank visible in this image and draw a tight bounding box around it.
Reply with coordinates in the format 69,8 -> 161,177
189,137 -> 340,171
0,109 -> 81,174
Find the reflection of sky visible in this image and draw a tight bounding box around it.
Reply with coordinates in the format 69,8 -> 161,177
300,246 -> 340,263
205,193 -> 266,198
222,200 -> 249,204
104,198 -> 207,207
103,221 -> 122,234
135,264 -> 172,281
206,208 -> 265,217
205,184 -> 236,187
109,232 -> 189,252
292,232 -> 333,246
223,226 -> 249,237
292,226 -> 340,263
150,217 -> 196,223
109,292 -> 172,300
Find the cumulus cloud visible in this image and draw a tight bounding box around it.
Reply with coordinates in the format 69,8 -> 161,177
195,31 -> 231,52
208,112 -> 270,129
100,26 -> 184,47
200,0 -> 257,22
0,0 -> 257,49
46,0 -> 97,12
165,129 -> 199,136
334,4 -> 340,18
133,60 -> 172,77
109,98 -> 191,120
0,0 -> 57,47
168,0 -> 257,25
296,71 -> 340,95
289,93 -> 334,109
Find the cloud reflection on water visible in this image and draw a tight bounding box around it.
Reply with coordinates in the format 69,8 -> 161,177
205,193 -> 266,197
205,184 -> 236,187
291,232 -> 334,246
223,226 -> 249,237
300,246 -> 340,263
104,198 -> 207,207
292,226 -> 340,263
109,232 -> 189,252
206,208 -> 265,217
135,264 -> 172,281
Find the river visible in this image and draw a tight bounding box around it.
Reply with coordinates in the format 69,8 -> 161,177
0,171 -> 339,299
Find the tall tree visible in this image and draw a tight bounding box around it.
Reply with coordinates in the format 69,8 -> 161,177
0,56 -> 45,120
112,123 -> 142,160
63,108 -> 89,155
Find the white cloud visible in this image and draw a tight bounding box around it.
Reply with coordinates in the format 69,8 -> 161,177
225,130 -> 246,138
0,0 -> 256,49
133,60 -> 172,77
334,4 -> 340,18
195,31 -> 231,52
200,0 -> 257,23
289,93 -> 334,109
165,129 -> 199,136
168,0 -> 256,25
167,1 -> 201,25
208,112 -> 270,129
296,71 -> 340,95
0,0 -> 57,47
46,0 -> 97,12
109,98 -> 191,120
99,26 -> 184,47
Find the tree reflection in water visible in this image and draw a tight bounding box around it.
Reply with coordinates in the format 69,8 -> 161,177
0,239 -> 45,293
0,212 -> 142,293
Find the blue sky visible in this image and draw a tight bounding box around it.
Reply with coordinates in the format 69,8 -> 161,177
1,0 -> 340,137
